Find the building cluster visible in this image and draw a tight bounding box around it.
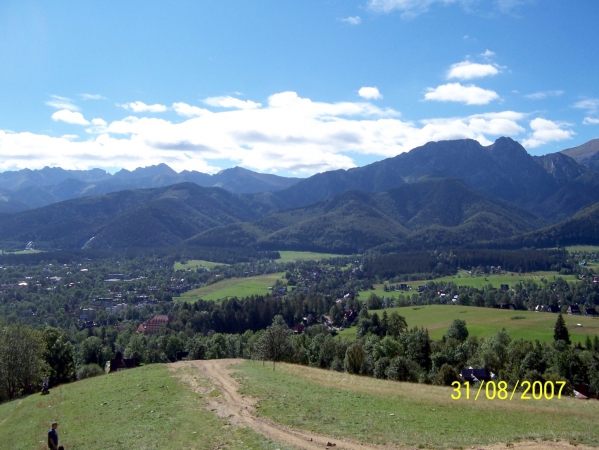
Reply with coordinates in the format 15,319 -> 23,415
136,314 -> 169,334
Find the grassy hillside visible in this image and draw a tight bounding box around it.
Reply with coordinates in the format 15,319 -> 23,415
338,305 -> 599,343
2,359 -> 598,449
0,364 -> 285,450
234,360 -> 599,448
174,259 -> 229,270
276,250 -> 346,262
360,270 -> 579,295
178,272 -> 286,302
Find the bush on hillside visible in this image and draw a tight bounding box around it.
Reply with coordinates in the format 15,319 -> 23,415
76,363 -> 104,380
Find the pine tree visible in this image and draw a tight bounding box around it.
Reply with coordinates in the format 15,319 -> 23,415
553,313 -> 571,345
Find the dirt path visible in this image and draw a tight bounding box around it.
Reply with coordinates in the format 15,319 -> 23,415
173,359 -> 595,450
177,359 -> 393,450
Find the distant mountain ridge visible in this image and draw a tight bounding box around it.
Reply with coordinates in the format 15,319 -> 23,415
188,178 -> 547,253
0,183 -> 272,250
1,136 -> 599,253
0,164 -> 299,212
561,138 -> 599,172
269,137 -> 599,214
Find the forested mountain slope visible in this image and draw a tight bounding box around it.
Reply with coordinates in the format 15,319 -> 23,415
189,179 -> 545,253
268,138 -> 572,209
0,183 -> 272,250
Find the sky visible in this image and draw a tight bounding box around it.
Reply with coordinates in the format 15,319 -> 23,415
1,0 -> 598,177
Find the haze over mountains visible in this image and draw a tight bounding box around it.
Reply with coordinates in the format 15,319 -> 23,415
0,137 -> 598,253
0,165 -> 299,213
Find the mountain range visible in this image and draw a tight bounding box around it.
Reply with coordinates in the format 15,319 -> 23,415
0,165 -> 298,213
0,136 -> 598,253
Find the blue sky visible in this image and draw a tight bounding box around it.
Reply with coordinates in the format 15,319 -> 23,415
1,0 -> 598,176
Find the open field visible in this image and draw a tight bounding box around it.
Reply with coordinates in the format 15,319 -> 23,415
174,259 -> 229,271
359,270 -> 580,300
233,359 -> 599,449
2,360 -> 597,449
276,250 -> 347,263
0,364 -> 286,450
0,249 -> 44,255
178,272 -> 286,302
337,305 -> 599,343
566,245 -> 599,254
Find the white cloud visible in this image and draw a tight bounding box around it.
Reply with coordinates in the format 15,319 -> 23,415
121,101 -> 168,113
202,96 -> 262,110
79,93 -> 105,100
583,117 -> 599,125
172,102 -> 212,117
495,0 -> 531,13
424,83 -> 499,105
522,118 -> 575,148
367,0 -> 455,16
481,49 -> 495,58
340,16 -> 362,25
358,87 -> 382,100
51,110 -> 90,126
447,61 -> 499,80
0,91 -> 548,175
524,90 -> 564,100
46,95 -> 79,111
366,0 -> 530,16
61,135 -> 79,140
573,99 -> 599,114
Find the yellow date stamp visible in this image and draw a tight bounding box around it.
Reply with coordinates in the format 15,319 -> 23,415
451,380 -> 567,400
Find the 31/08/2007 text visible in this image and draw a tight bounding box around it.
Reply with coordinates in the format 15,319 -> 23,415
450,380 -> 567,401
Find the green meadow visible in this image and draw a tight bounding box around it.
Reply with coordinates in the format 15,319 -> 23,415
178,272 -> 286,302
275,250 -> 347,263
359,270 -> 580,300
235,360 -> 599,449
173,259 -> 229,271
337,305 -> 599,343
0,364 -> 286,450
566,245 -> 599,254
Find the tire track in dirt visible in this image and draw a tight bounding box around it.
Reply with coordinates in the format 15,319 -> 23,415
174,359 -> 595,450
186,359 -> 392,450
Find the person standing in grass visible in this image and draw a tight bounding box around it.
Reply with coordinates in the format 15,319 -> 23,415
48,422 -> 58,450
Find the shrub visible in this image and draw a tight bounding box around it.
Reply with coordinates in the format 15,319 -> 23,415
76,363 -> 104,380
433,364 -> 460,386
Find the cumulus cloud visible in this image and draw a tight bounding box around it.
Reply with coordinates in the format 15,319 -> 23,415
202,96 -> 262,110
46,95 -> 79,111
424,83 -> 499,105
340,16 -> 362,24
572,99 -> 599,114
51,110 -> 90,125
121,101 -> 168,113
481,49 -> 495,58
447,61 -> 499,80
358,87 -> 382,100
0,90 -> 539,175
172,102 -> 212,117
525,90 -> 564,100
583,117 -> 599,125
522,118 -> 574,148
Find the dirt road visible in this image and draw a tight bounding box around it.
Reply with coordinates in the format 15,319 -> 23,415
174,359 -> 594,450
182,359 -> 388,450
